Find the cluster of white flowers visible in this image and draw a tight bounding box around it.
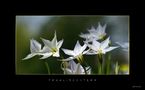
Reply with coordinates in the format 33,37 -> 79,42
79,23 -> 118,55
23,22 -> 129,75
23,32 -> 63,60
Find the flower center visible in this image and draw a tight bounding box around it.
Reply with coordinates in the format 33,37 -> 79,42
51,48 -> 57,53
98,48 -> 102,54
99,34 -> 105,40
76,54 -> 83,63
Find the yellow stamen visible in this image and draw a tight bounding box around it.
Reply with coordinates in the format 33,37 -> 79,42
76,54 -> 83,63
51,48 -> 57,54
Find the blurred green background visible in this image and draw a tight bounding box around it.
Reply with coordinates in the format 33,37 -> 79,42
16,15 -> 129,75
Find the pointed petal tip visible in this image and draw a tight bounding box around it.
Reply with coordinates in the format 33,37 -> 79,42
39,56 -> 48,59
91,26 -> 95,29
76,40 -> 80,43
22,58 -> 27,60
22,57 -> 30,60
98,22 -> 101,26
39,57 -> 45,59
104,23 -> 107,27
61,48 -> 65,51
61,39 -> 64,42
40,37 -> 46,41
107,36 -> 110,40
54,31 -> 57,37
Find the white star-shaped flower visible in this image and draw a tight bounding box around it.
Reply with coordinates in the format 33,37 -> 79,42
40,32 -> 63,59
88,23 -> 107,40
79,23 -> 107,43
62,60 -> 91,74
87,37 -> 118,55
22,39 -> 43,60
61,41 -> 88,61
79,33 -> 96,44
116,42 -> 129,52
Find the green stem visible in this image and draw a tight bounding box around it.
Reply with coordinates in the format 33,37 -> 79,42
44,60 -> 50,74
106,54 -> 111,75
102,55 -> 104,74
98,61 -> 102,74
83,57 -> 89,67
115,61 -> 119,75
97,54 -> 104,74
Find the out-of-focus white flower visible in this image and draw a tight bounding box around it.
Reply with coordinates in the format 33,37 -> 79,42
88,23 -> 107,39
62,60 -> 91,74
87,37 -> 118,55
40,32 -> 63,59
79,33 -> 95,44
62,41 -> 88,61
79,23 -> 107,43
116,42 -> 129,52
22,39 -> 43,60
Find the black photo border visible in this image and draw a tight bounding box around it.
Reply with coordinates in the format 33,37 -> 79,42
3,1 -> 145,88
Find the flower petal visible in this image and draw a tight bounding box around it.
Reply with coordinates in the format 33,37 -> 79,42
85,50 -> 97,55
97,22 -> 102,34
102,24 -> 107,33
88,40 -> 100,51
62,48 -> 74,56
57,39 -> 64,49
60,57 -> 75,61
101,37 -> 110,49
104,46 -> 118,53
79,33 -> 86,38
22,53 -> 37,60
79,44 -> 87,54
87,44 -> 98,51
79,33 -> 91,39
51,31 -> 57,47
30,39 -> 41,53
124,42 -> 129,48
116,42 -> 129,49
74,41 -> 81,54
40,53 -> 52,59
92,40 -> 100,49
75,63 -> 84,74
82,49 -> 90,54
88,26 -> 96,33
69,60 -> 77,71
40,46 -> 51,53
41,38 -> 52,48
62,68 -> 73,74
